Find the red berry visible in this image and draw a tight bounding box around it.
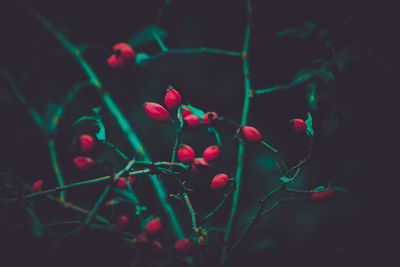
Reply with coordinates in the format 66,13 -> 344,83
203,112 -> 219,125
191,158 -> 215,175
79,134 -> 95,153
184,114 -> 202,130
145,218 -> 163,236
144,102 -> 171,122
211,174 -> 229,189
164,87 -> 182,110
239,126 -> 262,142
203,145 -> 221,162
107,43 -> 136,68
29,180 -> 43,194
177,144 -> 195,164
74,156 -> 96,170
180,107 -> 193,118
174,238 -> 198,257
115,215 -> 130,230
117,176 -> 136,189
149,240 -> 163,253
133,233 -> 149,248
289,118 -> 307,133
310,190 -> 335,202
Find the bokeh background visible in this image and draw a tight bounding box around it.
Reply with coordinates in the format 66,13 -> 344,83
0,0 -> 398,266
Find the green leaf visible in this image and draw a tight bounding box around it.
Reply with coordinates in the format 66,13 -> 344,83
128,25 -> 167,47
313,186 -> 326,193
305,112 -> 314,137
26,205 -> 43,237
135,53 -> 150,66
177,105 -> 185,128
73,109 -> 106,141
185,104 -> 205,119
280,177 -> 292,183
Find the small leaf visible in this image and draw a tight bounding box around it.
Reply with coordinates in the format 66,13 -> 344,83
313,186 -> 326,193
305,112 -> 314,137
26,205 -> 43,237
128,25 -> 167,47
73,110 -> 106,141
177,105 -> 185,128
280,177 -> 292,183
135,53 -> 150,66
185,104 -> 205,119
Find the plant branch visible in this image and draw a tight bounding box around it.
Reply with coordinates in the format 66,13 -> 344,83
1,69 -> 43,129
201,189 -> 233,222
221,0 -> 253,264
2,169 -> 151,203
28,8 -> 186,241
146,48 -> 241,62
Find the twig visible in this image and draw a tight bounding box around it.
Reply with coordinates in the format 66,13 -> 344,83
227,195 -> 304,258
27,7 -> 186,240
221,0 -> 253,264
146,48 -> 241,62
1,69 -> 43,129
46,195 -> 111,226
2,169 -> 151,203
201,189 -> 233,222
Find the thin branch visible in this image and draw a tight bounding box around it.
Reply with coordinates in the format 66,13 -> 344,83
201,189 -> 233,222
27,7 -> 186,241
146,48 -> 241,62
221,0 -> 253,264
227,195 -> 304,258
254,83 -> 294,95
2,169 -> 151,203
1,69 -> 43,128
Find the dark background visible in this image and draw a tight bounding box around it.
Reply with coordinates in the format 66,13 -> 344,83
0,0 -> 398,266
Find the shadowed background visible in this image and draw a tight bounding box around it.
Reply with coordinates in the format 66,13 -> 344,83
0,0 -> 398,266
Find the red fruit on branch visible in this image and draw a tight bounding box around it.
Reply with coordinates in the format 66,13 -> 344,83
289,118 -> 307,133
29,180 -> 43,194
144,102 -> 171,122
79,134 -> 95,153
183,114 -> 202,130
145,218 -> 163,236
191,158 -> 215,174
133,233 -> 149,248
149,240 -> 163,253
164,87 -> 182,110
203,145 -> 221,162
177,144 -> 195,164
203,112 -> 219,125
211,174 -> 229,189
74,156 -> 96,170
310,189 -> 335,202
107,43 -> 136,68
180,107 -> 193,118
117,176 -> 136,189
238,126 -> 262,142
115,215 -> 130,231
174,238 -> 198,257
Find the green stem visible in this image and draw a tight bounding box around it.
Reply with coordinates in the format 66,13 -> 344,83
2,169 -> 151,203
48,139 -> 65,200
29,8 -> 186,241
146,48 -> 241,61
221,1 -> 253,264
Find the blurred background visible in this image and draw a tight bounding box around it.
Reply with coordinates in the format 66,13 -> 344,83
0,0 -> 398,266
